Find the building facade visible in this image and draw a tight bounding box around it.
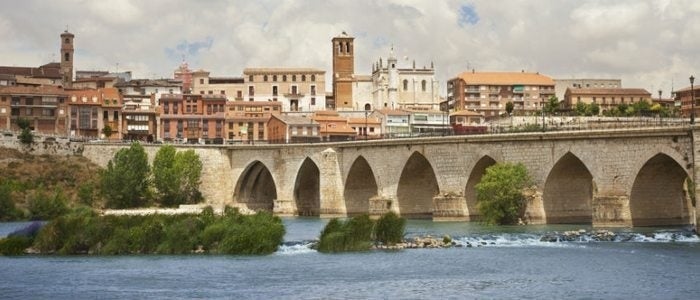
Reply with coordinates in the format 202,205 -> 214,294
224,100 -> 281,143
159,93 -> 226,143
446,71 -> 555,119
60,30 -> 74,88
267,114 -> 320,143
0,86 -> 68,134
242,68 -> 326,112
554,78 -> 621,100
122,94 -> 158,141
563,88 -> 652,113
674,86 -> 699,119
332,33 -> 355,110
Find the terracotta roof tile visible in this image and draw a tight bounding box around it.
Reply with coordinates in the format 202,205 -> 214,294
456,72 -> 554,86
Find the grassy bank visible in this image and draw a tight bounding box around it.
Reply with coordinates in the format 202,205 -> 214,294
0,207 -> 285,256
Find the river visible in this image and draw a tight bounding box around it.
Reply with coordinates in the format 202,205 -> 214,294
1,218 -> 699,299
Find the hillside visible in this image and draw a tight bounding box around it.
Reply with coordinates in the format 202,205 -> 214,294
0,147 -> 103,211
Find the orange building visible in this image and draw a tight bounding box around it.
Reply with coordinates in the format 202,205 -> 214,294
159,93 -> 226,143
0,85 -> 69,134
312,110 -> 357,141
225,100 -> 281,143
332,32 -> 355,110
267,113 -> 320,143
68,88 -> 123,139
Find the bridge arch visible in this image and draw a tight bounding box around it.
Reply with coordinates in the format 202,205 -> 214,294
543,152 -> 594,224
294,157 -> 320,216
464,155 -> 497,220
343,156 -> 378,216
396,151 -> 439,218
233,161 -> 277,212
630,153 -> 692,226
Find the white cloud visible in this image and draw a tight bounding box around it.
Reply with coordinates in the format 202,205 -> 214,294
0,0 -> 698,95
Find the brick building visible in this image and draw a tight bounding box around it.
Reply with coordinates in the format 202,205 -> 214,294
224,100 -> 281,143
0,86 -> 68,134
564,88 -> 652,113
159,93 -> 226,143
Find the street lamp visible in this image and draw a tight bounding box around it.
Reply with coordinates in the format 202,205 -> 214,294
691,75 -> 696,125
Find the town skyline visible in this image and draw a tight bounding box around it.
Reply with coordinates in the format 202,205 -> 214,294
1,0 -> 698,96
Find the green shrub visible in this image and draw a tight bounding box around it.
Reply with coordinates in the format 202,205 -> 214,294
0,182 -> 24,221
475,162 -> 531,225
217,212 -> 285,255
27,189 -> 69,221
374,211 -> 405,245
0,236 -> 33,255
77,182 -> 96,206
317,214 -> 375,253
100,142 -> 150,209
157,216 -> 204,254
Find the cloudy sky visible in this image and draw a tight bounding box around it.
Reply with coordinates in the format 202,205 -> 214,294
1,0 -> 698,97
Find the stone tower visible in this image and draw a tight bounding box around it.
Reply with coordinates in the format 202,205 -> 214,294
60,30 -> 74,88
387,46 -> 398,108
332,32 -> 354,110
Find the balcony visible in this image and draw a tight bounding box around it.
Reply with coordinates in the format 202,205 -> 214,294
283,92 -> 304,98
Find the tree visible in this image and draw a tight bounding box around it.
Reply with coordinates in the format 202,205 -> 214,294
16,117 -> 33,145
574,102 -> 587,116
100,142 -> 150,208
153,146 -> 203,207
174,149 -> 203,204
101,125 -> 114,139
544,96 -> 559,114
0,182 -> 23,221
475,162 -> 531,225
505,101 -> 514,116
589,102 -> 600,116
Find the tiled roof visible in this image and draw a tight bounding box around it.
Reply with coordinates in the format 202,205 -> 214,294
450,110 -> 483,117
274,114 -> 317,125
0,64 -> 62,79
456,72 -> 554,86
374,109 -> 410,116
566,88 -> 651,96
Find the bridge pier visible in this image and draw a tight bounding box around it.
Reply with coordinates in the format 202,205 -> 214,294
369,196 -> 394,217
432,193 -> 468,221
592,195 -> 632,227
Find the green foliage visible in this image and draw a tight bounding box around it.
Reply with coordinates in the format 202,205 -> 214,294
32,209 -> 284,256
505,101 -> 514,115
317,214 -> 375,253
0,236 -> 33,255
574,102 -> 599,116
152,146 -> 203,207
101,125 -> 113,139
544,96 -> 559,114
77,182 -> 96,206
27,189 -> 69,221
0,182 -> 24,221
475,162 -> 531,225
218,212 -> 285,255
19,128 -> 33,144
100,142 -> 150,208
374,211 -> 405,245
16,118 -> 30,130
153,145 -> 178,206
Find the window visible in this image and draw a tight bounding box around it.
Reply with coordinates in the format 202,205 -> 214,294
208,90 -> 213,94
199,79 -> 204,84
164,120 -> 170,132
113,111 -> 118,120
64,53 -> 70,62
421,80 -> 426,92
228,122 -> 233,130
403,80 -> 408,91
103,111 -> 108,119
186,105 -> 191,113
273,75 -> 277,81
237,90 -> 242,99
264,75 -> 268,82
311,74 -> 316,81
310,85 -> 316,96
248,86 -> 254,96
302,75 -> 306,82
273,86 -> 278,96
221,90 -> 225,95
291,86 -> 298,95
64,38 -> 69,44
311,97 -> 316,105
42,109 -> 54,117
249,75 -> 253,82
292,75 -> 297,82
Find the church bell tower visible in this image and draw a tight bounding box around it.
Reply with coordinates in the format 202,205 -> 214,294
60,30 -> 74,88
332,32 -> 355,110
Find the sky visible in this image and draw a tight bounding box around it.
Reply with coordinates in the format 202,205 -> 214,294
1,0 -> 699,97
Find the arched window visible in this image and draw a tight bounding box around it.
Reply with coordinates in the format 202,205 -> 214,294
302,75 -> 306,82
64,53 -> 70,62
311,74 -> 316,81
421,80 -> 427,92
403,80 -> 408,91
64,38 -> 69,44
344,42 -> 349,53
283,75 -> 287,82
364,103 -> 371,111
273,75 -> 277,81
249,75 -> 253,82
292,75 -> 297,82
263,75 -> 268,82
337,43 -> 342,54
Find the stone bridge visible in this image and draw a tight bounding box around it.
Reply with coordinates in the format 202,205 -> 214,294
82,126 -> 700,228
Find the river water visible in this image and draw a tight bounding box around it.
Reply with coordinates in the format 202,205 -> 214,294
1,218 -> 700,299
